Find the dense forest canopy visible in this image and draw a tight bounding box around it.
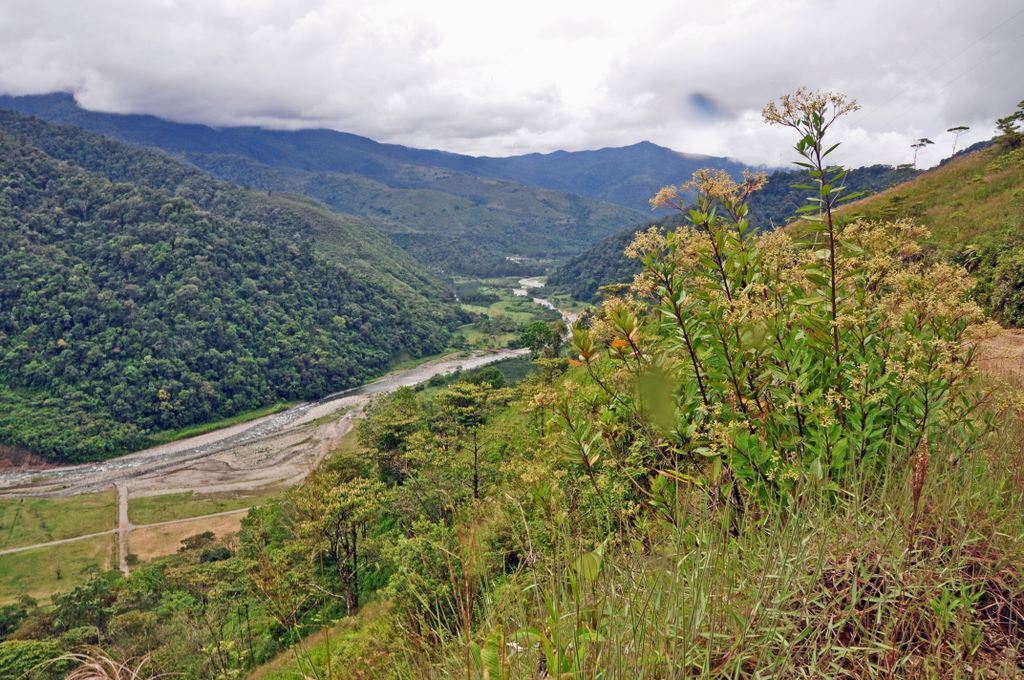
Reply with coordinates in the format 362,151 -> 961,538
0,123 -> 463,462
0,110 -> 455,302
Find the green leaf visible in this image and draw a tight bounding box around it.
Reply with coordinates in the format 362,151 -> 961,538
576,550 -> 603,585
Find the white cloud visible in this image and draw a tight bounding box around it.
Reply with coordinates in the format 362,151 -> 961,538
1,0 -> 1021,167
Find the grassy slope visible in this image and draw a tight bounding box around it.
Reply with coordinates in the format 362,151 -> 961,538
127,489 -> 279,525
831,145 -> 1024,247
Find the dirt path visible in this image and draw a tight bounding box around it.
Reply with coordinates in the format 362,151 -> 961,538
116,483 -> 129,574
0,528 -> 118,557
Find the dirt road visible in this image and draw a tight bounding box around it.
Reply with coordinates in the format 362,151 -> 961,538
0,507 -> 251,559
116,483 -> 129,573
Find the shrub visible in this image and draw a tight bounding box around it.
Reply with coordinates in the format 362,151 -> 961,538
564,89 -> 997,509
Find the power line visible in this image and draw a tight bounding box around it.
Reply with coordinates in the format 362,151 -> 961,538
867,5 -> 1024,115
876,28 -> 1024,149
850,6 -> 1024,166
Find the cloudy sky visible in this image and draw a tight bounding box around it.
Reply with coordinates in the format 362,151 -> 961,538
2,0 -> 1022,168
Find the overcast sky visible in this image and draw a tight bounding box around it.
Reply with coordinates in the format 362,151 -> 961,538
2,0 -> 1022,168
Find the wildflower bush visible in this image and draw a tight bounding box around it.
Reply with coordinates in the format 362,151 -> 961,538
566,88 -> 998,508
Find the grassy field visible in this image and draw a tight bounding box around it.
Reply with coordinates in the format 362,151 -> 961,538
148,401 -> 298,446
0,490 -> 116,550
129,512 -> 247,562
128,489 -> 280,525
450,277 -> 562,351
0,535 -> 115,604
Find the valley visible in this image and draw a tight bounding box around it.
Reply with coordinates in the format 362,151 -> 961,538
0,60 -> 1022,675
0,276 -> 573,602
0,348 -> 537,501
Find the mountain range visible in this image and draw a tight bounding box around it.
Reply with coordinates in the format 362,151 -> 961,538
0,94 -> 748,274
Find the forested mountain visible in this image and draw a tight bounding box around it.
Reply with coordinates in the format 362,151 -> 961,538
547,214 -> 684,302
0,110 -> 458,303
551,163 -> 923,301
0,119 -> 464,463
471,141 -> 748,212
0,94 -> 747,212
746,163 -> 921,228
0,94 -> 653,274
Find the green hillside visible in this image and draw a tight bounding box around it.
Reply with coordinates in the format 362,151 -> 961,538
828,143 -> 1024,324
0,110 -> 452,299
832,144 -> 1022,246
0,126 -> 461,462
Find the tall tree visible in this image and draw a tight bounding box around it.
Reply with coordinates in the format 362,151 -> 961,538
356,387 -> 423,484
438,382 -> 490,500
293,472 -> 387,614
947,125 -> 969,154
911,137 -> 934,167
995,100 -> 1024,149
436,381 -> 512,499
520,320 -> 563,358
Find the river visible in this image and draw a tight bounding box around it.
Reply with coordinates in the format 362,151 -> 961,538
0,349 -> 529,497
0,283 -> 576,498
514,276 -> 580,328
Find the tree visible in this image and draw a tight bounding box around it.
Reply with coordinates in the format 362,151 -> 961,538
910,137 -> 934,167
520,321 -> 561,358
356,387 -> 423,484
995,100 -> 1024,149
436,381 -> 514,500
293,473 -> 387,614
946,125 -> 969,154
438,382 -> 490,499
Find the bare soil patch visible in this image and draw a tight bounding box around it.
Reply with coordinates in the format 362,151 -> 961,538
129,511 -> 246,562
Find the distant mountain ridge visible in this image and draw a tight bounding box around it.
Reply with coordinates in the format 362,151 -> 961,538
0,93 -> 746,211
0,93 -> 749,273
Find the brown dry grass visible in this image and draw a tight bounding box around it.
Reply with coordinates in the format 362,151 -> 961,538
978,329 -> 1024,388
128,511 -> 245,562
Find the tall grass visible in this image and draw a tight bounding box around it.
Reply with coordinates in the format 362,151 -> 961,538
405,409 -> 1023,678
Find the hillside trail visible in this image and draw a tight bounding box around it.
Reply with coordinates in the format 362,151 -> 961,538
116,483 -> 129,574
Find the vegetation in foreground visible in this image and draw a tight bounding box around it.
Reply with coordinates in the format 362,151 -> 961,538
4,90 -> 1024,679
548,163 -> 922,303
